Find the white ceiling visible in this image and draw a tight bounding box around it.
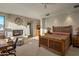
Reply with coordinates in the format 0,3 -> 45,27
0,3 -> 79,19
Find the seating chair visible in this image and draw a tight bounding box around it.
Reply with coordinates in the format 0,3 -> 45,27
1,38 -> 18,56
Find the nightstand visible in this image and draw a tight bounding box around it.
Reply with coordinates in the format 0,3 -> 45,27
72,35 -> 79,47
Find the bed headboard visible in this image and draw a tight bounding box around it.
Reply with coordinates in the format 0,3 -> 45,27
52,25 -> 72,33
52,25 -> 72,45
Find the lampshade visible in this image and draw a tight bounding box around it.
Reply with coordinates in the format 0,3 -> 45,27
44,27 -> 51,34
46,27 -> 51,30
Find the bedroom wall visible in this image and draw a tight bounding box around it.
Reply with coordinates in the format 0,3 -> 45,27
0,12 -> 39,37
45,11 -> 79,35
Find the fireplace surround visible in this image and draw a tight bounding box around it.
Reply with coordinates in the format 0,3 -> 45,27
13,30 -> 23,36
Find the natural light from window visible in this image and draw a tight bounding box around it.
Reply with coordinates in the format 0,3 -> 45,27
0,16 -> 4,31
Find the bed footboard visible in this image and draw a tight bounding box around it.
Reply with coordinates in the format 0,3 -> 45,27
39,36 -> 70,56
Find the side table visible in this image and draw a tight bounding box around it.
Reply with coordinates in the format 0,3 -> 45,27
72,35 -> 79,47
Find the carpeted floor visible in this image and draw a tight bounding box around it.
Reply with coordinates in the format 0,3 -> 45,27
16,37 -> 79,56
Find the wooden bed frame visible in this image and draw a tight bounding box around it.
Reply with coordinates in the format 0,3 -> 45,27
39,25 -> 72,56
52,25 -> 72,45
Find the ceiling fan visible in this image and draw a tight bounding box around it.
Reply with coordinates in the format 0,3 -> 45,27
41,3 -> 56,9
41,3 -> 56,17
74,4 -> 79,8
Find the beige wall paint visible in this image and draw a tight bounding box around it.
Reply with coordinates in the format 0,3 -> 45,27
45,11 -> 79,35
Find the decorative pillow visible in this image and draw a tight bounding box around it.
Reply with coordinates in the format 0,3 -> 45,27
10,37 -> 16,42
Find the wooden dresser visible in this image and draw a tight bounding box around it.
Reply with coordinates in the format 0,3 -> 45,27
72,35 -> 79,47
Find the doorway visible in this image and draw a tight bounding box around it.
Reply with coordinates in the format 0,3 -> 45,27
35,24 -> 40,36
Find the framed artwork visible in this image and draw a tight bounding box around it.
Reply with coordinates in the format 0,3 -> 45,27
15,17 -> 23,25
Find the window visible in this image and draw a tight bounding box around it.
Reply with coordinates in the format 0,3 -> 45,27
0,16 -> 5,32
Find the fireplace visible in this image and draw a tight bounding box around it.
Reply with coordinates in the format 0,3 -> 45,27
13,30 -> 23,36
